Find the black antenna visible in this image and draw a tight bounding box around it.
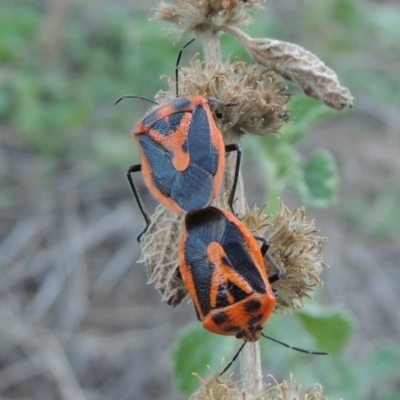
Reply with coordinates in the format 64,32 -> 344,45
261,333 -> 328,355
220,341 -> 247,376
220,333 -> 327,377
114,95 -> 158,106
175,38 -> 196,98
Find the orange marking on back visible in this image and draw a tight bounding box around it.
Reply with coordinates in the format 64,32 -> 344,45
207,242 -> 253,308
145,112 -> 192,172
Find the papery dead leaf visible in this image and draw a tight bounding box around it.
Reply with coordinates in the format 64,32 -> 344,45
224,26 -> 354,110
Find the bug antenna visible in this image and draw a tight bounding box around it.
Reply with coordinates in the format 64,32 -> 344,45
175,38 -> 196,98
261,333 -> 328,355
114,94 -> 158,106
220,341 -> 247,376
114,95 -> 158,106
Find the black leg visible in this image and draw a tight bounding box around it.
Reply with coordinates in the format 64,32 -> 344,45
225,143 -> 242,214
194,305 -> 201,321
175,266 -> 182,280
126,164 -> 151,242
254,235 -> 282,284
254,235 -> 270,256
207,97 -> 239,107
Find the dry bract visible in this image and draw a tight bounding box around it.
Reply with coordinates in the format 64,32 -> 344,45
190,373 -> 327,400
243,202 -> 326,312
190,372 -> 242,400
156,55 -> 290,137
154,0 -> 265,38
263,375 -> 327,400
138,205 -> 187,307
139,200 -> 326,312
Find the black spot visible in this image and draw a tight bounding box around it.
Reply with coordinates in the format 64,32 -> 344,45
224,325 -> 241,334
244,298 -> 262,313
212,312 -> 229,326
152,119 -> 170,135
142,112 -> 158,127
248,314 -> 263,326
173,98 -> 191,110
168,112 -> 185,132
235,330 -> 245,339
216,284 -> 230,308
228,281 -> 248,302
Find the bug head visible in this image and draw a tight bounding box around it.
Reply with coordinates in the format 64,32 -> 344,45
235,324 -> 263,342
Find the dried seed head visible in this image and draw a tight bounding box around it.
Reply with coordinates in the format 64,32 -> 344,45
156,55 -> 290,138
262,375 -> 327,400
154,0 -> 265,39
224,26 -> 354,110
190,371 -> 242,400
138,205 -> 187,307
139,201 -> 325,312
243,202 -> 327,312
190,373 -> 327,400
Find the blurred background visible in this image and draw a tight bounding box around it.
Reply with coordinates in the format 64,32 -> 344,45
1,0 -> 399,399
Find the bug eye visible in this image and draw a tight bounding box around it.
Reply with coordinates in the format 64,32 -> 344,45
235,330 -> 245,339
215,111 -> 223,119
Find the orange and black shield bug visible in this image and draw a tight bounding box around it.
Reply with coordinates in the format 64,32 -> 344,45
179,206 -> 281,343
115,39 -> 241,240
179,206 -> 328,375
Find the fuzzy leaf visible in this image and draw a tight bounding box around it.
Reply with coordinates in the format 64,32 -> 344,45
297,307 -> 354,354
173,323 -> 236,394
284,96 -> 334,143
301,149 -> 339,207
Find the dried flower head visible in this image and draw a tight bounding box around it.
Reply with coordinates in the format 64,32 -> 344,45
263,375 -> 327,400
190,373 -> 327,400
190,371 -> 242,400
243,202 -> 327,312
156,55 -> 290,138
139,200 -> 326,312
154,0 -> 265,39
138,205 -> 187,307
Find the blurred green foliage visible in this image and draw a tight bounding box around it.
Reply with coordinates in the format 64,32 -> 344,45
3,0 -> 400,399
1,1 -> 199,176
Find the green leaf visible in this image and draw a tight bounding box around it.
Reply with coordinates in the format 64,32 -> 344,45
172,323 -> 236,395
356,345 -> 400,388
300,149 -> 339,207
297,307 -> 354,354
283,96 -> 334,143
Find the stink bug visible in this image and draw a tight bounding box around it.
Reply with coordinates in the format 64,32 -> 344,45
179,206 -> 328,375
179,206 -> 281,342
115,39 -> 241,240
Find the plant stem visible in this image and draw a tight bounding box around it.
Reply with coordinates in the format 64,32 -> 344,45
200,31 -> 263,396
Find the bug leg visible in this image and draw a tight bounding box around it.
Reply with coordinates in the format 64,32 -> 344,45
194,306 -> 201,321
174,267 -> 182,280
253,235 -> 270,256
253,235 -> 282,284
225,143 -> 242,214
126,164 -> 152,242
207,97 -> 239,107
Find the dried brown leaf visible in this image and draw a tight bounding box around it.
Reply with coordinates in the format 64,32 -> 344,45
224,26 -> 354,110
